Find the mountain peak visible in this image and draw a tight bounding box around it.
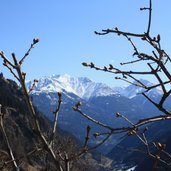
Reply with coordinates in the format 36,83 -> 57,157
27,74 -> 117,99
27,74 -> 162,100
119,79 -> 162,99
136,79 -> 153,86
57,74 -> 72,82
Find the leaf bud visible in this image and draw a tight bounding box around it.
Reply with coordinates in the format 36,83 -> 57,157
116,112 -> 121,117
82,62 -> 88,67
33,38 -> 39,44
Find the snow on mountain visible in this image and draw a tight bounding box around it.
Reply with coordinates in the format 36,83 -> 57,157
26,74 -> 164,153
27,74 -> 117,99
117,79 -> 162,99
27,75 -> 163,101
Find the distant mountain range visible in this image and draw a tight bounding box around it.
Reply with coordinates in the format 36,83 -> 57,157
27,74 -> 162,99
26,74 -> 164,154
0,74 -> 114,171
27,74 -> 118,99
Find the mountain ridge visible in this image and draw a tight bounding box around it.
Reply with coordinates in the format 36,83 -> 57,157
26,74 -> 163,154
0,73 -> 113,171
27,74 -> 162,100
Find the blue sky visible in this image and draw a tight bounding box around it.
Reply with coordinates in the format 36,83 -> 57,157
0,0 -> 171,87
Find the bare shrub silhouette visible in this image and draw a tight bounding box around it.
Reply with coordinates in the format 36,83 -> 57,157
80,0 -> 171,169
0,41 -> 104,171
1,0 -> 171,170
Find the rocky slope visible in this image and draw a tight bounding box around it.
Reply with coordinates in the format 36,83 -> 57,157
0,73 -> 113,171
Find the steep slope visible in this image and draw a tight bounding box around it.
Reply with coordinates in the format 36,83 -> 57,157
118,79 -> 161,98
27,75 -> 165,150
0,74 -> 54,170
88,94 -> 146,127
28,75 -> 155,154
26,74 -> 171,170
108,120 -> 171,170
117,79 -> 164,117
0,74 -> 111,171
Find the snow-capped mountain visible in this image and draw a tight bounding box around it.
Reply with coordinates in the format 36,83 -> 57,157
27,74 -> 162,100
27,74 -> 117,99
117,79 -> 162,99
26,74 -> 165,153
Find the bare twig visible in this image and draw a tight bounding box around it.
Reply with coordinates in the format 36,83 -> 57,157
83,125 -> 91,148
49,92 -> 62,147
147,0 -> 152,34
0,40 -> 64,171
19,38 -> 39,65
73,104 -> 113,131
0,104 -> 19,171
28,79 -> 38,94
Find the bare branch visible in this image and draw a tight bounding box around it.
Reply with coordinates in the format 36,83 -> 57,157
142,93 -> 171,115
95,28 -> 145,38
28,79 -> 38,94
82,62 -> 153,75
19,38 -> 39,65
147,0 -> 152,34
0,51 -> 16,68
83,125 -> 91,148
73,104 -> 113,131
64,152 -> 70,171
0,44 -> 64,171
49,92 -> 62,147
0,104 -> 19,171
147,63 -> 167,94
15,61 -> 64,171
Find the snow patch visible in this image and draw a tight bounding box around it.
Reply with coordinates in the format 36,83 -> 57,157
26,74 -> 117,99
